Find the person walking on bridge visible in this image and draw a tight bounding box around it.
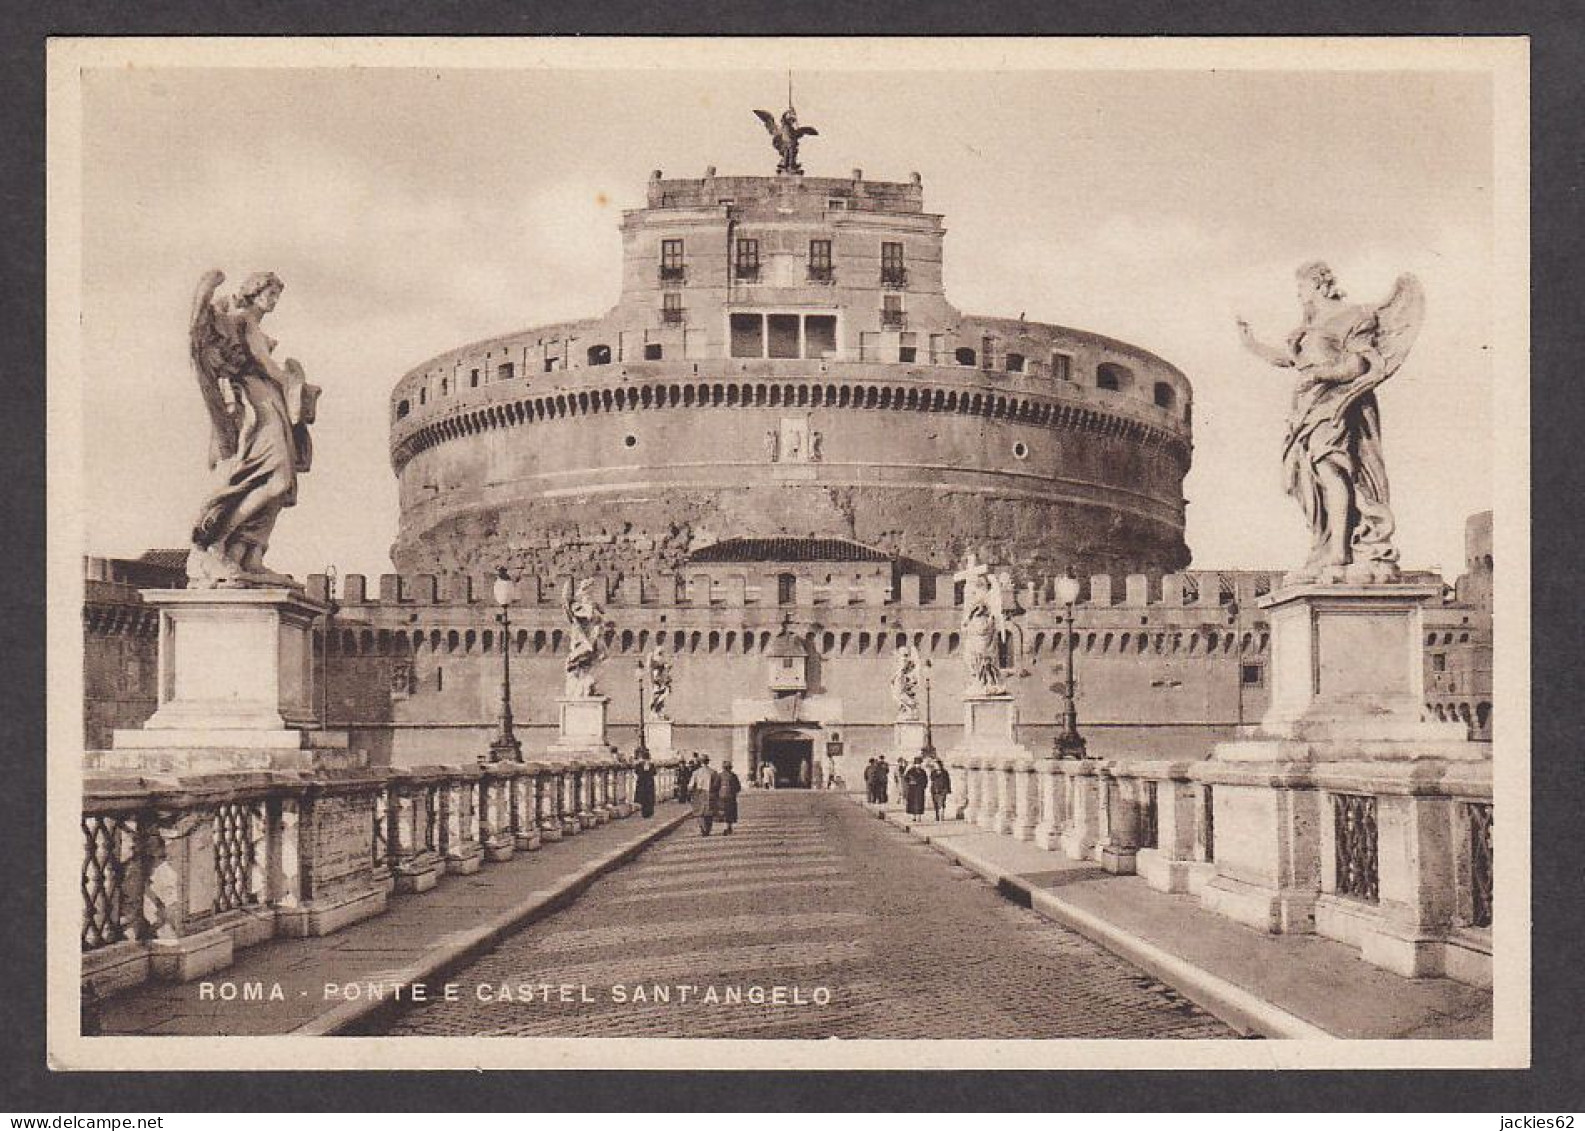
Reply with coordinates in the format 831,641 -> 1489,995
718,760 -> 742,835
903,756 -> 930,820
691,755 -> 721,836
929,760 -> 953,822
633,754 -> 657,819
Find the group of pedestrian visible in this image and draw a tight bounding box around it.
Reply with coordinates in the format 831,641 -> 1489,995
664,751 -> 741,836
863,754 -> 953,821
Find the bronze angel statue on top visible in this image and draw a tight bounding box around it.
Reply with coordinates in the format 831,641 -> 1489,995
753,105 -> 818,175
186,270 -> 321,589
1237,262 -> 1424,585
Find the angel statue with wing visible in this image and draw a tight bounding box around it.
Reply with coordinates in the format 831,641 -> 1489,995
960,568 -> 1010,696
753,105 -> 819,175
645,643 -> 673,721
563,578 -> 614,698
1237,262 -> 1424,585
186,270 -> 321,589
890,642 -> 922,722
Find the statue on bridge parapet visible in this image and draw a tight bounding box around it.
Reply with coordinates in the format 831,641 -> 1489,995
645,643 -> 673,721
186,270 -> 321,589
563,578 -> 614,698
891,642 -> 921,721
1237,262 -> 1424,585
956,553 -> 1012,696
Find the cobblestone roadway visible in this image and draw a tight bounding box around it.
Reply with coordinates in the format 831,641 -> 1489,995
385,792 -> 1236,1038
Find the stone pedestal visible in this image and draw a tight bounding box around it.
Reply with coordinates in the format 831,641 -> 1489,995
107,588 -> 361,772
1195,584 -> 1493,983
962,694 -> 1018,749
952,694 -> 1034,837
894,720 -> 927,761
1256,583 -> 1468,747
548,697 -> 618,763
646,719 -> 675,759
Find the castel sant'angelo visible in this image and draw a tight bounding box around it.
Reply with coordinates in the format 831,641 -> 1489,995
85,112 -> 1492,779
388,139 -> 1193,583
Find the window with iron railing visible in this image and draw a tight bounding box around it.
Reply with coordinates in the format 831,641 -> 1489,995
661,291 -> 685,324
881,241 -> 906,287
880,294 -> 905,329
659,239 -> 686,282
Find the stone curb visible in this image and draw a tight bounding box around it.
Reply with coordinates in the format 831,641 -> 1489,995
292,805 -> 694,1036
854,797 -> 1334,1041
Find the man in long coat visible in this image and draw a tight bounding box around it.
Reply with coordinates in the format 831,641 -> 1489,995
875,756 -> 890,805
633,755 -> 657,819
929,760 -> 953,822
690,755 -> 721,836
903,756 -> 930,819
718,760 -> 743,836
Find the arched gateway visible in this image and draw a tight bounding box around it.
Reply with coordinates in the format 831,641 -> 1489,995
751,723 -> 822,788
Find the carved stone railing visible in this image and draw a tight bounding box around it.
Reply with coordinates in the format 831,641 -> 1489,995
82,753 -> 650,1003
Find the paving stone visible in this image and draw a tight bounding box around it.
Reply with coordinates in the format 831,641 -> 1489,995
386,792 -> 1236,1039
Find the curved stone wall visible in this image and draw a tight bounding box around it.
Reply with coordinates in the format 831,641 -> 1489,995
390,351 -> 1191,580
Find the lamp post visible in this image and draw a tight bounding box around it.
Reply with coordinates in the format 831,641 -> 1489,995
1053,571 -> 1088,760
921,657 -> 936,762
488,567 -> 522,763
634,657 -> 649,761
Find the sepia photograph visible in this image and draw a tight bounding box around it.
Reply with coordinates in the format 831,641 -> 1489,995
46,36 -> 1529,1072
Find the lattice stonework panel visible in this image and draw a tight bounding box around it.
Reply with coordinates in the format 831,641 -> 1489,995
82,815 -> 137,950
213,802 -> 261,912
1333,793 -> 1380,903
1466,802 -> 1494,928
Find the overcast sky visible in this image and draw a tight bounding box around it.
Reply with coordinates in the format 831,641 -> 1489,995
76,61 -> 1496,583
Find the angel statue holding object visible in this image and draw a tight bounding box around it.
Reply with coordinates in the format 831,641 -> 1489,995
960,570 -> 1009,696
891,643 -> 922,722
563,578 -> 614,698
645,643 -> 673,721
1237,262 -> 1424,585
186,270 -> 321,589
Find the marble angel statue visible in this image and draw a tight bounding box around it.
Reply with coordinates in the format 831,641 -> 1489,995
186,270 -> 320,589
890,642 -> 922,722
1237,262 -> 1424,584
563,578 -> 614,697
645,643 -> 673,721
960,570 -> 1009,696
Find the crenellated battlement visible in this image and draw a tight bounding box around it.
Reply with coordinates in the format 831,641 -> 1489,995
307,568 -> 1282,613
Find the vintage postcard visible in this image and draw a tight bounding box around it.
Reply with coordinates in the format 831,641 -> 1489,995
47,36 -> 1529,1070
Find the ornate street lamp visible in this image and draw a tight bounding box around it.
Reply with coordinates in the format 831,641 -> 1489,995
1053,570 -> 1089,760
487,567 -> 523,763
634,657 -> 649,761
921,657 -> 937,762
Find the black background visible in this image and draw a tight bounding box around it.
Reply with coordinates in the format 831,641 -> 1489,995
4,1 -> 1581,1111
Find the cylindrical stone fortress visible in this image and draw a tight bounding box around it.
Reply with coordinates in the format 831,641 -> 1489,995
389,169 -> 1193,580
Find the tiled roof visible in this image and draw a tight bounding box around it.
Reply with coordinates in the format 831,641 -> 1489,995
687,537 -> 892,565
137,548 -> 191,572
